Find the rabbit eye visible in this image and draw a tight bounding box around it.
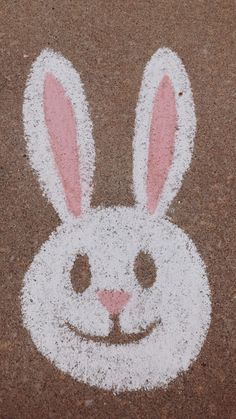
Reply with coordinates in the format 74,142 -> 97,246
134,251 -> 156,289
71,254 -> 91,293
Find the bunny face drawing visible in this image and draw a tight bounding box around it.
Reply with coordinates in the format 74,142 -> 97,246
22,48 -> 211,392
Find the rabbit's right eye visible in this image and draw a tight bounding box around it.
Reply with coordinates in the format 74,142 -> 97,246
134,251 -> 156,289
71,254 -> 91,293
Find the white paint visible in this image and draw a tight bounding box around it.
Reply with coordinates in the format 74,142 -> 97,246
22,48 -> 211,392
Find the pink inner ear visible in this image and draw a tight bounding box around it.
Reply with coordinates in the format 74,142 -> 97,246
147,74 -> 177,214
44,73 -> 81,217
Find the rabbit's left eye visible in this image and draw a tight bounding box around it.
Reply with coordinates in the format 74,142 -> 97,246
71,254 -> 91,293
134,251 -> 156,288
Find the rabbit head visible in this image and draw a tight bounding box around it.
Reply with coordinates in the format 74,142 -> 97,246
22,48 -> 211,392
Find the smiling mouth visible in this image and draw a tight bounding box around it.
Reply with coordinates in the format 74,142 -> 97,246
66,317 -> 160,345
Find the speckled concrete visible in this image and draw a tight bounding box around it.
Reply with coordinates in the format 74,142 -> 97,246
0,1 -> 235,418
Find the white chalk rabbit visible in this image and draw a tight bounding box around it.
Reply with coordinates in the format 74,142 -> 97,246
22,48 -> 211,392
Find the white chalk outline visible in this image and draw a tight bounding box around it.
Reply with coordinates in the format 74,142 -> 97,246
23,49 -> 95,221
133,48 -> 196,217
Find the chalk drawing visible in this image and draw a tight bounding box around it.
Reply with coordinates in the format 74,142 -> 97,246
22,48 -> 211,392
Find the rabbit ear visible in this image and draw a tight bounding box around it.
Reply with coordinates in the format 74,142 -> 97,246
23,49 -> 95,221
133,48 -> 196,217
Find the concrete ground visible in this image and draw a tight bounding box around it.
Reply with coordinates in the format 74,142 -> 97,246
0,1 -> 235,418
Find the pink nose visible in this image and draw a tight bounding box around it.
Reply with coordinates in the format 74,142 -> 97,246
97,290 -> 131,315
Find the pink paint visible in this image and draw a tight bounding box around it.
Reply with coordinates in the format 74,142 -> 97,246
44,73 -> 81,217
147,75 -> 177,214
97,290 -> 131,315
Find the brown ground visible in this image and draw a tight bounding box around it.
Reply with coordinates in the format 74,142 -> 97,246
0,1 -> 235,418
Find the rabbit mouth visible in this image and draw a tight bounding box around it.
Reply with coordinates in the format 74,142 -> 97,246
66,317 -> 160,345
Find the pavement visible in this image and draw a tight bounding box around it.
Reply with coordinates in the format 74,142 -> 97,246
0,1 -> 235,418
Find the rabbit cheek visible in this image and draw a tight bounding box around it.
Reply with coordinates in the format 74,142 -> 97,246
66,290 -> 111,337
119,289 -> 160,334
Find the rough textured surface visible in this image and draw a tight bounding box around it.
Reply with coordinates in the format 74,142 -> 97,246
0,0 -> 235,417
